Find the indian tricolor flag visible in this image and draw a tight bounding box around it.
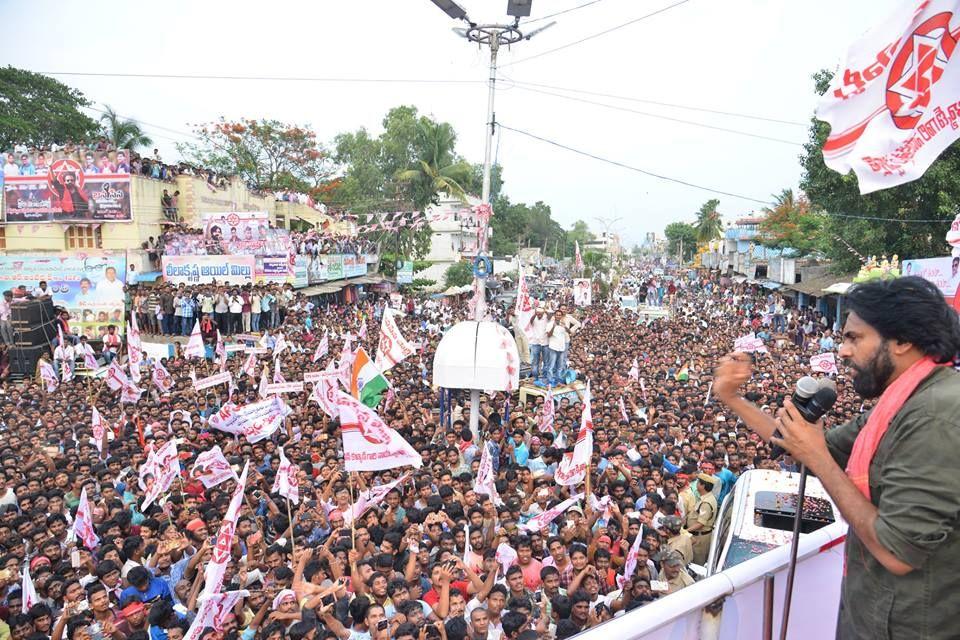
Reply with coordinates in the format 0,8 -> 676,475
350,347 -> 389,408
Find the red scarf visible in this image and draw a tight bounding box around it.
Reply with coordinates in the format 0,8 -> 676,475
846,356 -> 940,499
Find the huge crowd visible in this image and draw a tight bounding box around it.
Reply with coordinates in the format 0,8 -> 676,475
0,264 -> 865,640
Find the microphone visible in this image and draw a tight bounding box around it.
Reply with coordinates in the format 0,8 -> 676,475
769,378 -> 839,459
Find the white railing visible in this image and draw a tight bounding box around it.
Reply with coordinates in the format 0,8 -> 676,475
575,522 -> 847,640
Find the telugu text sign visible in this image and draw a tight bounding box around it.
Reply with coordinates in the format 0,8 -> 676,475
162,255 -> 256,286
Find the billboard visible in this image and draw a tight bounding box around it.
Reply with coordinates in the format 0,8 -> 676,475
293,255 -> 308,289
0,253 -> 127,338
162,255 -> 256,286
397,260 -> 414,285
200,211 -> 292,256
3,148 -> 132,223
904,256 -> 960,299
304,254 -> 368,285
257,255 -> 294,284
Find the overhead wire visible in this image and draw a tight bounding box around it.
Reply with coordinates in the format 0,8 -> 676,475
501,0 -> 694,67
38,70 -> 484,85
505,83 -> 805,146
523,0 -> 611,24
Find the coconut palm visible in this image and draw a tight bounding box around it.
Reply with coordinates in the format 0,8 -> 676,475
694,198 -> 723,243
100,105 -> 153,152
396,120 -> 473,210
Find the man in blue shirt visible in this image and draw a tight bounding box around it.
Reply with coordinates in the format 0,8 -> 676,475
121,566 -> 174,605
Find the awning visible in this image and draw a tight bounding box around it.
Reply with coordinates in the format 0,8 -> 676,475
761,280 -> 782,289
822,282 -> 853,295
784,272 -> 858,297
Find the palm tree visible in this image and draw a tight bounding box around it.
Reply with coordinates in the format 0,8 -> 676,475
694,198 -> 723,243
396,120 -> 473,210
100,105 -> 153,152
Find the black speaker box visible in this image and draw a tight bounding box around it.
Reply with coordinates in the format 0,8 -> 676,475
10,297 -> 57,327
13,321 -> 58,347
8,345 -> 48,377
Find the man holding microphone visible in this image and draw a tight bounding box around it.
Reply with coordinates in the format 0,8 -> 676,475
713,277 -> 960,640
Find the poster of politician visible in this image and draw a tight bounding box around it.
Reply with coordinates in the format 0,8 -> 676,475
3,148 -> 132,223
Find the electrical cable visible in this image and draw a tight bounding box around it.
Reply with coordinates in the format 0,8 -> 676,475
502,0 -> 693,67
506,79 -> 809,127
38,70 -> 484,85
506,83 -> 804,146
523,0 -> 610,23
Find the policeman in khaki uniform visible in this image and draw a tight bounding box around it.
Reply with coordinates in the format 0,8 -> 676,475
687,472 -> 719,565
661,515 -> 694,566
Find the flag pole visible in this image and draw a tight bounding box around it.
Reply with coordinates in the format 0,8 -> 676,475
348,472 -> 356,551
286,498 -> 296,558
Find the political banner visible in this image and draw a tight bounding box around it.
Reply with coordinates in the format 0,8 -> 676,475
520,493 -> 584,533
810,352 -> 840,375
264,381 -> 305,394
162,255 -> 256,286
202,462 -> 248,599
343,254 -> 367,278
817,1 -> 960,194
190,446 -> 238,489
734,333 -> 768,353
3,148 -> 132,223
326,254 -> 344,280
904,256 -> 960,299
375,308 -> 416,372
293,255 -> 309,288
160,233 -> 212,256
397,260 -> 414,284
193,371 -> 233,392
0,253 -> 126,338
208,396 -> 292,442
201,211 -> 292,256
573,278 -> 592,307
555,383 -> 594,486
337,391 -> 422,471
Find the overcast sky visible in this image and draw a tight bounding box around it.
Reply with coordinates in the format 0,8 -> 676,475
2,0 -> 900,248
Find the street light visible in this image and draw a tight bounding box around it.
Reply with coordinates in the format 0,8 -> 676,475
429,0 -> 468,21
506,0 -> 533,18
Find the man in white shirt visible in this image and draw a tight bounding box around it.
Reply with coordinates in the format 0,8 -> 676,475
0,291 -> 13,345
54,340 -> 75,378
546,306 -> 581,386
96,266 -> 126,303
528,302 -> 551,386
32,280 -> 53,298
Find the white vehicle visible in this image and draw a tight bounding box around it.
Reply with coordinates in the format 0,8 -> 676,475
575,470 -> 848,640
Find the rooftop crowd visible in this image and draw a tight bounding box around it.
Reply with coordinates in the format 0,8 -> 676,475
0,264 -> 866,640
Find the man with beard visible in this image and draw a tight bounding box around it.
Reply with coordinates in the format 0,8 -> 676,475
714,276 -> 960,640
52,172 -> 91,218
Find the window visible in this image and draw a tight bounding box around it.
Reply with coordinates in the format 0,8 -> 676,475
0,227 -> 5,250
65,225 -> 102,249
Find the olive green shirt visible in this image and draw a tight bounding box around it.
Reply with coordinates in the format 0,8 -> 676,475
825,366 -> 960,640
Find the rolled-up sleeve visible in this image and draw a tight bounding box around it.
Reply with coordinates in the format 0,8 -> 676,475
873,408 -> 960,569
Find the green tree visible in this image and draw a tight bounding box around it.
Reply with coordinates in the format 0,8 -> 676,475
178,117 -> 334,194
758,188 -> 825,256
565,220 -> 595,257
800,69 -> 960,271
583,251 -> 609,277
396,119 -> 473,210
99,105 -> 153,152
694,199 -> 723,243
443,261 -> 474,288
664,222 -> 698,261
0,66 -> 99,149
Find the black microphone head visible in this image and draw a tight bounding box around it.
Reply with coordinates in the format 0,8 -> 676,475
805,386 -> 839,422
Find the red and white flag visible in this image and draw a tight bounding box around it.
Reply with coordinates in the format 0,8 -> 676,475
345,473 -> 409,525
336,391 -> 422,471
127,316 -> 143,383
817,0 -> 960,193
618,521 -> 646,588
495,542 -> 518,575
271,447 -> 299,504
152,361 -> 173,394
619,396 -> 630,422
810,352 -> 840,375
375,308 -> 416,372
121,383 -> 144,405
358,321 -> 367,341
520,493 -> 584,533
474,442 -> 504,506
215,331 -> 227,371
104,360 -> 131,391
273,364 -> 286,385
202,462 -> 248,599
184,590 -> 250,640
242,352 -> 258,379
575,240 -> 584,272
21,567 -> 39,613
258,365 -> 270,399
313,331 -> 329,363
514,267 -> 535,337
91,406 -> 107,455
82,343 -> 98,370
555,383 -> 594,486
191,446 -> 238,489
539,389 -> 556,435
628,358 -> 639,381
61,360 -> 74,383
273,333 -> 288,360
140,439 -> 180,510
73,487 -> 100,550
185,320 -> 205,359
308,369 -> 341,419
39,360 -> 59,392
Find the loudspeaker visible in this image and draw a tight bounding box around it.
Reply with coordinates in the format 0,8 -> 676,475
9,345 -> 47,377
11,298 -> 57,327
13,321 -> 58,348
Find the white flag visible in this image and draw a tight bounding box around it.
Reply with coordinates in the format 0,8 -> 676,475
21,567 -> 39,613
618,521 -> 646,588
308,370 -> 341,419
202,462 -> 248,599
191,446 -> 238,489
336,391 -> 422,471
811,352 -> 840,375
241,353 -> 258,379
39,361 -> 59,392
539,389 -> 556,435
61,360 -> 74,383
184,590 -> 250,640
345,474 -> 410,525
375,308 -> 416,372
185,320 -> 205,359
817,0 -> 960,193
258,365 -> 269,399
474,442 -> 504,506
628,358 -> 640,381
152,361 -> 173,394
140,440 -> 180,510
555,383 -> 594,487
496,542 -> 519,575
514,267 -> 535,337
215,330 -> 226,370
271,447 -> 299,504
73,487 -> 100,550
82,344 -> 98,370
127,317 -> 143,383
273,333 -> 288,360
520,493 -> 584,533
91,406 -> 107,456
313,331 -> 329,363
121,383 -> 144,405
